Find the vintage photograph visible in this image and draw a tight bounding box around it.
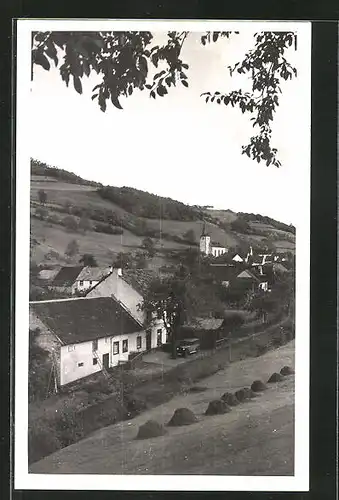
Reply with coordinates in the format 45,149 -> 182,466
15,20 -> 311,491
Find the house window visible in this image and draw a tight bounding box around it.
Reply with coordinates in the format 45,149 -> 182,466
157,329 -> 162,346
89,280 -> 93,285
79,281 -> 84,286
113,341 -> 119,355
93,358 -> 98,365
92,339 -> 98,351
165,330 -> 169,343
122,339 -> 128,353
67,345 -> 75,352
156,309 -> 162,320
78,362 -> 84,367
136,336 -> 142,350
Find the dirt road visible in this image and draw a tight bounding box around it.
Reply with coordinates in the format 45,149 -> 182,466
30,341 -> 294,475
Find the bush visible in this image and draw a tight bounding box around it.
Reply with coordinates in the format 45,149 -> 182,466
28,418 -> 62,464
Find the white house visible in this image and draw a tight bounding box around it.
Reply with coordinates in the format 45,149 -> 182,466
85,267 -> 167,349
30,296 -> 146,386
50,265 -> 112,294
73,266 -> 112,293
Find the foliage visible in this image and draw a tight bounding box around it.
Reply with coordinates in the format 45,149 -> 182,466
35,206 -> 48,220
142,237 -> 156,257
230,217 -> 252,234
97,185 -> 201,221
182,229 -> 196,244
93,222 -> 123,235
38,189 -> 47,205
31,158 -> 101,187
62,215 -> 78,232
65,239 -> 79,257
31,30 -> 297,167
78,215 -> 92,233
29,329 -> 52,402
238,212 -> 296,234
79,253 -> 98,267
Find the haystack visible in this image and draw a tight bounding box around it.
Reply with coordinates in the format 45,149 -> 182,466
167,408 -> 198,426
280,365 -> 295,376
136,420 -> 166,440
251,380 -> 267,392
267,372 -> 284,383
205,399 -> 231,416
221,392 -> 240,406
235,387 -> 254,402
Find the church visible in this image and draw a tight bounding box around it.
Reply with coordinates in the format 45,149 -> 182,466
199,223 -> 228,257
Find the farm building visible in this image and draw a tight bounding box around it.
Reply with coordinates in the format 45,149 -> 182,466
30,296 -> 146,386
49,265 -> 112,295
85,267 -> 167,349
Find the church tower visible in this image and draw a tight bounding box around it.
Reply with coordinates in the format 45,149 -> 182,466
199,222 -> 211,255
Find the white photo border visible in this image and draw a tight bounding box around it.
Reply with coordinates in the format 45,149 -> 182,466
15,19 -> 311,492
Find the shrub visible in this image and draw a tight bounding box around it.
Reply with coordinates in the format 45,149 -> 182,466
28,418 -> 62,464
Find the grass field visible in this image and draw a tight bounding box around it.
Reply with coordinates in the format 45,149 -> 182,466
30,341 -> 295,475
30,174 -> 295,266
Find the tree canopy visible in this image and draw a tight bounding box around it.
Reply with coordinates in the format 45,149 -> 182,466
32,30 -> 297,168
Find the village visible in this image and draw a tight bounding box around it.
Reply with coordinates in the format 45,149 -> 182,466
29,225 -> 294,389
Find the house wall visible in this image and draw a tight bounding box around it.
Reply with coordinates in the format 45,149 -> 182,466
211,247 -> 227,257
72,279 -> 99,294
60,330 -> 147,386
86,270 -> 166,349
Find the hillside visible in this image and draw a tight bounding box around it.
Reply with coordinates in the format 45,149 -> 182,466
30,341 -> 294,475
30,160 -> 295,268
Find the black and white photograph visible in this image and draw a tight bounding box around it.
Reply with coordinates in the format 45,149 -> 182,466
15,19 -> 311,491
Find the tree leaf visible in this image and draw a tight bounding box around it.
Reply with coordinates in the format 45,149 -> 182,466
213,32 -> 219,43
33,50 -> 50,71
91,93 -> 98,100
111,95 -> 123,109
73,75 -> 82,94
181,80 -> 188,88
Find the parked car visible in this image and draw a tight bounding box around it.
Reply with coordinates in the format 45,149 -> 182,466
176,338 -> 200,357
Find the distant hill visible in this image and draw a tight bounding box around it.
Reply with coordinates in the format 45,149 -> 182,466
31,159 -> 102,188
29,160 -> 295,267
97,185 -> 203,221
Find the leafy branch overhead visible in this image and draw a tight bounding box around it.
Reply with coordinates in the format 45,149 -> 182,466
32,30 -> 297,167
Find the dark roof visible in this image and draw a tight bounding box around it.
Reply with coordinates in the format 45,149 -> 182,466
76,266 -> 112,282
52,266 -> 84,287
121,269 -> 157,296
211,241 -> 227,248
30,297 -> 143,345
209,264 -> 237,282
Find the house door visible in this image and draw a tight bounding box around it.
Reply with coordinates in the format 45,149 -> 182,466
102,353 -> 109,369
146,329 -> 152,351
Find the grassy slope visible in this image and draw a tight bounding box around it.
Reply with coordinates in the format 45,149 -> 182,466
30,173 -> 295,266
30,178 -> 239,266
31,341 -> 294,475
